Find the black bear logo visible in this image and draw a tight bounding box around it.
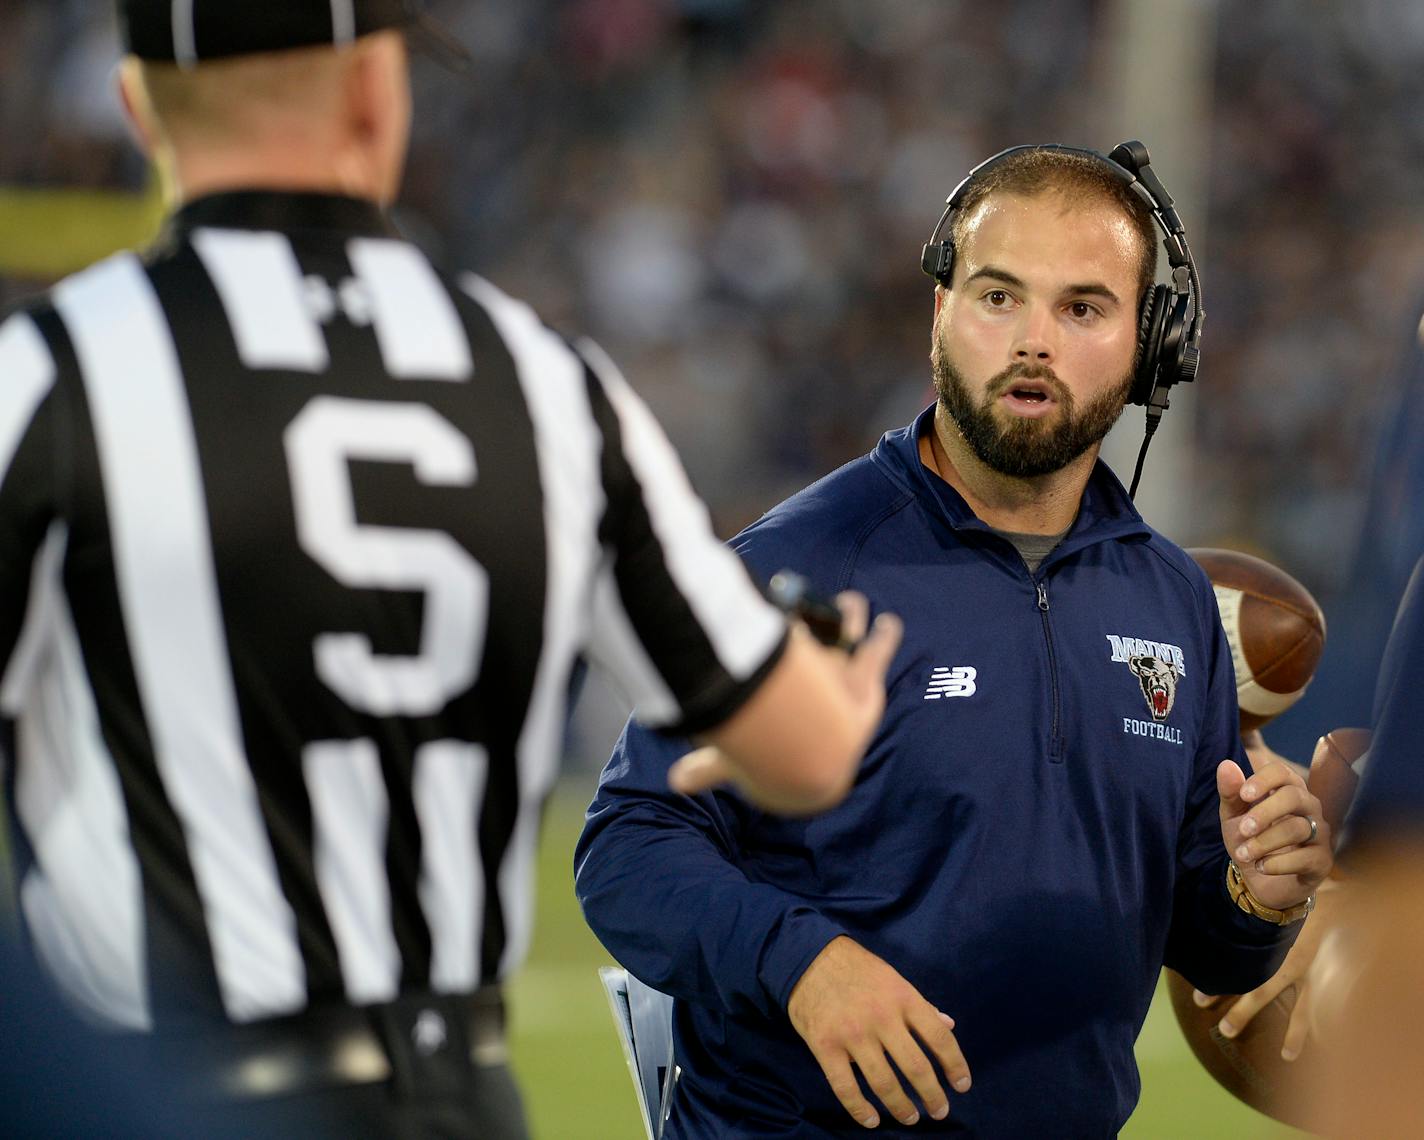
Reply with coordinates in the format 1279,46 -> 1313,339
1128,655 -> 1178,722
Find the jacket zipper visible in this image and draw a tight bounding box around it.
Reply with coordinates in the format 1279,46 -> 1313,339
1036,579 -> 1064,763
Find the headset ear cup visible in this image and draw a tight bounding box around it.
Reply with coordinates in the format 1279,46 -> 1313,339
925,240 -> 955,287
1159,289 -> 1192,382
938,242 -> 955,287
1131,284 -> 1169,406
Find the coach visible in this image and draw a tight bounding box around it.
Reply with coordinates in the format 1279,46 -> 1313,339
576,144 -> 1334,1137
0,2 -> 903,1135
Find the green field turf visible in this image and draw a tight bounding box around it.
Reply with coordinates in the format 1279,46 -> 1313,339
510,781 -> 1313,1140
0,781 -> 1315,1137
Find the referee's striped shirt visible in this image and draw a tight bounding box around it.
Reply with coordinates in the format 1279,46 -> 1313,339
0,191 -> 787,1032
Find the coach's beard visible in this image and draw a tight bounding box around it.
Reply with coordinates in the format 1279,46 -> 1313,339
931,342 -> 1133,479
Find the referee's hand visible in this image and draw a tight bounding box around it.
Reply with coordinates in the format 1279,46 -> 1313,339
669,592 -> 901,814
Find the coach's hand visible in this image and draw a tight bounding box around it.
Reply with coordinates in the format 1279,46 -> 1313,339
1191,880 -> 1343,1061
788,936 -> 970,1129
1218,758 -> 1332,911
1240,729 -> 1307,784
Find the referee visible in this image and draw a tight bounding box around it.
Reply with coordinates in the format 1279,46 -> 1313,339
0,3 -> 900,1136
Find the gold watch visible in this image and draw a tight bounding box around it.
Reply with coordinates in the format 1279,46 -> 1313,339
1226,860 -> 1314,926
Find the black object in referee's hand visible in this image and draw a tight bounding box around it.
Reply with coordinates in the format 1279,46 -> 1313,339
767,571 -> 857,651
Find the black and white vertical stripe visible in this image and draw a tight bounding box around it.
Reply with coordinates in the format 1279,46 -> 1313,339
56,257 -> 307,1022
0,216 -> 785,1029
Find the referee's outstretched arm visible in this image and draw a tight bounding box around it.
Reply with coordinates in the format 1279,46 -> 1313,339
674,599 -> 902,814
569,335 -> 904,818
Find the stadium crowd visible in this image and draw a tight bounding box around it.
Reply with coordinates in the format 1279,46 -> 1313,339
3,0 -> 1424,640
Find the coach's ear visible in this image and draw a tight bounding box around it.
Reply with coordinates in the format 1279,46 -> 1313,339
929,284 -> 948,352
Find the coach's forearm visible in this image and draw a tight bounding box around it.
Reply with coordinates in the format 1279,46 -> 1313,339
577,809 -> 845,1015
576,728 -> 846,1017
1163,853 -> 1298,995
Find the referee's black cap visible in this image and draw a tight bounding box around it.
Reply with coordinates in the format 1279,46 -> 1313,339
118,0 -> 470,70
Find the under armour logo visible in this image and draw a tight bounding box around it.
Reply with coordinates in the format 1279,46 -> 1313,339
302,275 -> 375,326
411,1008 -> 448,1056
923,666 -> 977,699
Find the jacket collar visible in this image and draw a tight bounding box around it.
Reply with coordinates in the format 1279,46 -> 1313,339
872,403 -> 1153,557
163,190 -> 400,244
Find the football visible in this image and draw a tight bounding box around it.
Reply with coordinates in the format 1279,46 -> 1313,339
1166,728 -> 1371,1127
1307,727 -> 1372,840
1186,548 -> 1327,732
1164,967 -> 1312,1127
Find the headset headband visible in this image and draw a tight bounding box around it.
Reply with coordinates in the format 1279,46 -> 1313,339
928,143 -> 1183,257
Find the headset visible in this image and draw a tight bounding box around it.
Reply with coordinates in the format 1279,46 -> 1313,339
920,140 -> 1204,498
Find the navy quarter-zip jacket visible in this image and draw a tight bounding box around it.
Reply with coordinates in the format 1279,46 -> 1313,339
576,406 -> 1297,1138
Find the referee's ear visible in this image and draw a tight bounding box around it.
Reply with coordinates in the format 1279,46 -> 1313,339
116,57 -> 162,161
340,31 -> 412,207
117,58 -> 181,207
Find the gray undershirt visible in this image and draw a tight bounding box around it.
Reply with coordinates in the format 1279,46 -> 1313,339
990,524 -> 1072,575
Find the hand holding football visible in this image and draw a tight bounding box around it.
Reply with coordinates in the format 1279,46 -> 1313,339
1166,727 -> 1370,1127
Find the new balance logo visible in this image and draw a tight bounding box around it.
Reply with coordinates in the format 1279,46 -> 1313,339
924,666 -> 977,699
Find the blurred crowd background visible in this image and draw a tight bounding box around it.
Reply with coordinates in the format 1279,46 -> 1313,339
4,0 -> 1424,761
